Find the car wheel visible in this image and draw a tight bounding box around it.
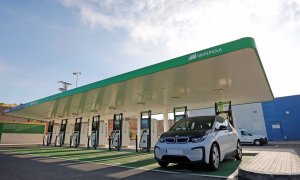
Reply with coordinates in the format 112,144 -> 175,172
209,143 -> 220,171
235,141 -> 242,160
158,161 -> 169,168
254,139 -> 261,146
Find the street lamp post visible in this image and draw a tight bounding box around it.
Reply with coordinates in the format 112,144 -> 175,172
73,72 -> 82,88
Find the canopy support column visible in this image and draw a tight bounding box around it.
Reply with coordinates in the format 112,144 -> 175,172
163,110 -> 169,132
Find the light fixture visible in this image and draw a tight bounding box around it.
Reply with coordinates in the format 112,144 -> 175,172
213,89 -> 224,93
171,96 -> 181,100
137,102 -> 146,105
109,106 -> 116,110
286,111 -> 290,115
73,72 -> 82,88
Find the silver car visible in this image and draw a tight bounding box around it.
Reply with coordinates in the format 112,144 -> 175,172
154,116 -> 242,170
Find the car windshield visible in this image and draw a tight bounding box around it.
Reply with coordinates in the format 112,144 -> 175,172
169,116 -> 214,131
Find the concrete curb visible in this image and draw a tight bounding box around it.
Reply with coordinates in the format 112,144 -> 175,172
238,168 -> 300,180
268,141 -> 300,145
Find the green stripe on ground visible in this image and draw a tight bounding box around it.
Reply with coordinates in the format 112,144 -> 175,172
2,147 -> 248,177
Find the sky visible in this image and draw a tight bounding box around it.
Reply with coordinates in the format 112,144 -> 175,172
0,0 -> 300,104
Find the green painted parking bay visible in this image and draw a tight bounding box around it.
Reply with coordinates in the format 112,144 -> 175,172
2,147 -> 254,178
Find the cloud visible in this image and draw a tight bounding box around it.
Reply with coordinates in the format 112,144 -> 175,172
62,0 -> 300,54
61,0 -> 300,97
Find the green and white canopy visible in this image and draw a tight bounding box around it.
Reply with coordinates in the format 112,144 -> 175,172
5,37 -> 273,121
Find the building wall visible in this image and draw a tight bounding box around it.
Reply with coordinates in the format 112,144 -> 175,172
0,106 -> 31,123
262,95 -> 300,140
188,103 -> 267,137
233,103 -> 267,136
1,134 -> 43,144
0,105 -> 46,144
0,122 -> 45,144
189,95 -> 300,141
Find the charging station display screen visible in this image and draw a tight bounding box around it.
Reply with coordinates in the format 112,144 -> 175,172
114,120 -> 121,130
60,124 -> 66,132
92,121 -> 98,129
47,122 -> 54,133
141,119 -> 149,129
75,123 -> 80,131
175,115 -> 185,122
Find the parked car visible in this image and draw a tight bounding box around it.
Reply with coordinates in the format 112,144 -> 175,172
154,116 -> 242,170
238,128 -> 268,146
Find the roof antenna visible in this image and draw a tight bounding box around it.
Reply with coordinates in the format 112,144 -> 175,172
58,81 -> 72,92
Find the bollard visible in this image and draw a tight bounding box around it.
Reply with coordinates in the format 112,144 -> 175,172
87,136 -> 90,149
43,135 -> 45,146
54,136 -> 57,147
108,136 -> 111,151
47,135 -> 50,146
135,135 -> 138,152
70,135 -> 72,148
59,136 -> 62,147
117,135 -> 120,151
147,135 -> 150,152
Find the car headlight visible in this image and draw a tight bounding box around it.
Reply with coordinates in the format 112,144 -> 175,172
191,135 -> 207,143
158,137 -> 165,143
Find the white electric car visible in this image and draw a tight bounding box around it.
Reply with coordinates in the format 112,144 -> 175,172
154,116 -> 242,170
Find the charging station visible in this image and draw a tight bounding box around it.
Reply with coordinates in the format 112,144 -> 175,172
215,101 -> 234,126
90,115 -> 100,149
139,111 -> 151,152
43,120 -> 54,146
110,113 -> 123,150
173,106 -> 188,123
70,117 -> 82,148
137,110 -> 158,152
55,119 -> 67,147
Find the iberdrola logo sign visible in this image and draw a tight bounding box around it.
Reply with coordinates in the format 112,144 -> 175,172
188,48 -> 222,61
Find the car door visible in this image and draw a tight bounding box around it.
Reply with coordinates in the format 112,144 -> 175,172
242,130 -> 253,143
240,130 -> 249,143
214,117 -> 231,156
226,121 -> 237,153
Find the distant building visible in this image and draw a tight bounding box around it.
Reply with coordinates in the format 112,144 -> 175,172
0,104 -> 31,123
0,104 -> 46,144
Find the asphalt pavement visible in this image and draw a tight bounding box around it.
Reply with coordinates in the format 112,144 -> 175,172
1,141 -> 299,180
0,150 -> 223,180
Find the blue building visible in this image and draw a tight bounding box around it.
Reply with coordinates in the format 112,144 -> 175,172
262,95 -> 300,141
